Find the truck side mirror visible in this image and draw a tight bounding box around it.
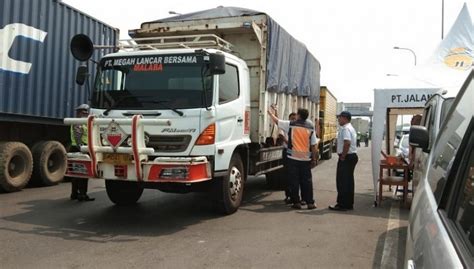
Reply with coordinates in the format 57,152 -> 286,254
409,126 -> 429,153
209,53 -> 226,75
75,65 -> 88,86
70,34 -> 94,62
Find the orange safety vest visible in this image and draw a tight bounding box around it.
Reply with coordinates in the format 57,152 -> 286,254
287,120 -> 314,161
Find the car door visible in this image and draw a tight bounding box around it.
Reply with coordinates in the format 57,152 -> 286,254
407,71 -> 473,269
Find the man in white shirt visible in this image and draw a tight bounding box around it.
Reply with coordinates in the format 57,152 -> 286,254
329,111 -> 359,211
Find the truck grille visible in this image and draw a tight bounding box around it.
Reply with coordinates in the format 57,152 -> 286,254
147,135 -> 192,152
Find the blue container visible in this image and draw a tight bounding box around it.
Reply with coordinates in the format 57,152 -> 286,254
0,0 -> 118,124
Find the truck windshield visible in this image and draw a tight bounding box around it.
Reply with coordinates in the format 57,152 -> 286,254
92,54 -> 213,110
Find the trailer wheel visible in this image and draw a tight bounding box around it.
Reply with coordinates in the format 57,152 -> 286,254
0,142 -> 33,192
213,154 -> 245,215
31,141 -> 67,186
105,180 -> 144,205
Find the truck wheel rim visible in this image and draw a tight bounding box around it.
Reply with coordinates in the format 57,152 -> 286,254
9,155 -> 26,179
47,150 -> 64,174
229,166 -> 242,201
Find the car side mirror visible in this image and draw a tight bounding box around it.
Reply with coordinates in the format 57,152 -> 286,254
209,53 -> 225,75
75,65 -> 89,86
409,126 -> 429,153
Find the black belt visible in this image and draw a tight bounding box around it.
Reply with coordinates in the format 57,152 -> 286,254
338,153 -> 357,156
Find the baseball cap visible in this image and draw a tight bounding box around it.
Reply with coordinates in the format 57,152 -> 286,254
75,104 -> 90,111
337,111 -> 352,120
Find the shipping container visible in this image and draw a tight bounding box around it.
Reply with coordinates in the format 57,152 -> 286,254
0,0 -> 118,192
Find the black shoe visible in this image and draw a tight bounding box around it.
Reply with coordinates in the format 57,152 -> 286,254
284,197 -> 292,205
70,193 -> 78,200
78,194 -> 95,202
291,203 -> 302,210
328,204 -> 348,211
301,201 -> 307,206
307,203 -> 317,210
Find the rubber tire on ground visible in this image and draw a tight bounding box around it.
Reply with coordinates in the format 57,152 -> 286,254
105,180 -> 144,205
0,142 -> 33,192
265,168 -> 287,190
213,154 -> 245,215
31,141 -> 67,186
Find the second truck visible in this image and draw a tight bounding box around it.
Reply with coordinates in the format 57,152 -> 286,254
318,86 -> 337,159
65,7 -> 321,214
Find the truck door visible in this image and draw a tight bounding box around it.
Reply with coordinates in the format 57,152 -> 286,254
213,63 -> 244,170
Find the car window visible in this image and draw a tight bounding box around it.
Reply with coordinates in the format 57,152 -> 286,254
401,135 -> 409,148
421,105 -> 431,127
428,79 -> 473,202
218,64 -> 239,104
427,101 -> 437,150
440,98 -> 455,125
453,147 -> 474,251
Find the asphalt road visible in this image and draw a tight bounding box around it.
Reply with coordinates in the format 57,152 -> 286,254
0,145 -> 408,269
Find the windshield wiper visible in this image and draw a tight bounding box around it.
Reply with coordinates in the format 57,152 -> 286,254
142,100 -> 184,116
103,94 -> 150,116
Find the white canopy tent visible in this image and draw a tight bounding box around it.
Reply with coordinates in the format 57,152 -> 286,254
370,3 -> 473,205
371,86 -> 440,205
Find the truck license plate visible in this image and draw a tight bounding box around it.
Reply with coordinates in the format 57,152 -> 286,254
102,153 -> 132,165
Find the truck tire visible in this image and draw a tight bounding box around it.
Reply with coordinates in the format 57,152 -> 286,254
31,141 -> 67,186
265,168 -> 287,190
213,154 -> 245,215
105,180 -> 144,205
0,142 -> 33,192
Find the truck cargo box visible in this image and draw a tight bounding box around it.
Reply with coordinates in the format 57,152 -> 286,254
129,6 -> 321,143
0,0 -> 118,124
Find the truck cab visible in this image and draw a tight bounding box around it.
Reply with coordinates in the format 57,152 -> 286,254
67,43 -> 251,214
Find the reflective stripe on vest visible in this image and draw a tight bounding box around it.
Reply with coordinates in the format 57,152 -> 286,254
70,125 -> 88,146
287,120 -> 313,161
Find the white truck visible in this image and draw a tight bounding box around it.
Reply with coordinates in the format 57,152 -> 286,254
65,7 -> 320,214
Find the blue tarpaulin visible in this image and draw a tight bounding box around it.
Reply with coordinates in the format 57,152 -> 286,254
145,6 -> 321,102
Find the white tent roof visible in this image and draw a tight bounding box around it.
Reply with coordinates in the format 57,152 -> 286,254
370,3 -> 474,204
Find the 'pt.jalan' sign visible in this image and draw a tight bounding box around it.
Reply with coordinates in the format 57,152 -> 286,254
0,23 -> 48,74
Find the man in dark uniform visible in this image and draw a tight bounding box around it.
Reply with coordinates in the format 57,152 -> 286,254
268,107 -> 319,210
70,104 -> 95,202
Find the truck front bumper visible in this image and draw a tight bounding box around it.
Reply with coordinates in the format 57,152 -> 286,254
66,154 -> 212,183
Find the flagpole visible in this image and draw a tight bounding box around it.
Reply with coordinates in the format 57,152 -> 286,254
441,0 -> 445,39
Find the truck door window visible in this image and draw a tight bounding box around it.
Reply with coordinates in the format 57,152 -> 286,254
218,64 -> 239,104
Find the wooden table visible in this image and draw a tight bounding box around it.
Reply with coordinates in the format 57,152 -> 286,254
378,160 -> 410,206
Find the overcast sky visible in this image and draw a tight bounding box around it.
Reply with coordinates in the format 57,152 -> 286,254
63,0 -> 472,104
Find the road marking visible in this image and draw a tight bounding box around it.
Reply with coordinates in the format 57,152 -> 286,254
381,202 -> 401,269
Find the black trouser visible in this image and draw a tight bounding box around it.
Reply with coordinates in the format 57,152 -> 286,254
70,146 -> 89,196
71,177 -> 89,195
336,153 -> 358,208
287,158 -> 314,204
283,149 -> 291,198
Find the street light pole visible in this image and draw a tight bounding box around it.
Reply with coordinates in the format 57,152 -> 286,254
393,46 -> 417,66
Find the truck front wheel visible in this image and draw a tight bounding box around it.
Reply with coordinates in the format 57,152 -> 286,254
105,180 -> 144,205
0,142 -> 33,192
213,154 -> 245,215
